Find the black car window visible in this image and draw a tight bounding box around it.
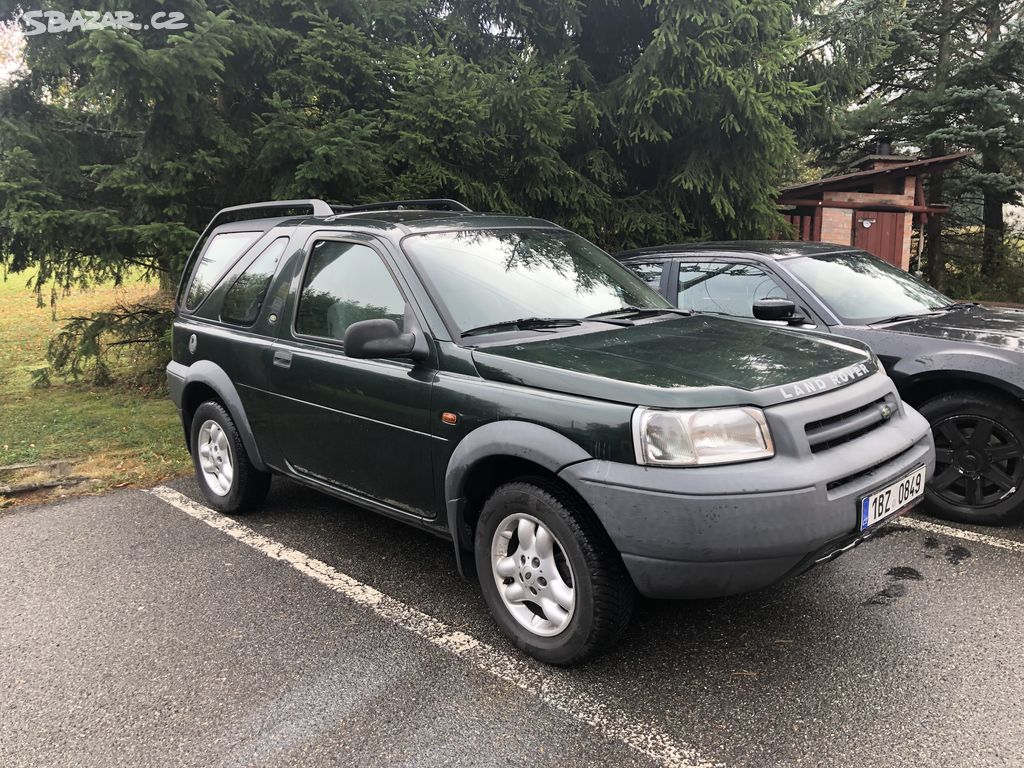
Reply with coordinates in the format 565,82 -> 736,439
677,261 -> 788,317
628,262 -> 665,290
295,241 -> 406,341
220,237 -> 289,326
185,231 -> 261,310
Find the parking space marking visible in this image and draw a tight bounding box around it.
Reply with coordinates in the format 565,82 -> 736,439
148,486 -> 721,768
904,516 -> 1024,554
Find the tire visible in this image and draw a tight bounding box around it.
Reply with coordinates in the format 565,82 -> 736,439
190,401 -> 271,514
474,478 -> 634,665
919,390 -> 1024,525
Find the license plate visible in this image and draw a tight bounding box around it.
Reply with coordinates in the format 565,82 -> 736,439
859,465 -> 927,531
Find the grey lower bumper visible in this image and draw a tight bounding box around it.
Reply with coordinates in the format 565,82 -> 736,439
559,407 -> 934,599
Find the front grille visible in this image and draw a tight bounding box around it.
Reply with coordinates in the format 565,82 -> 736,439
805,394 -> 897,454
826,445 -> 914,492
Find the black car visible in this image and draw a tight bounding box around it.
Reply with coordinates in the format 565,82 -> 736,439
166,201 -> 932,664
618,241 -> 1024,525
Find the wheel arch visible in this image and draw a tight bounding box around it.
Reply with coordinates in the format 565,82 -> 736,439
173,360 -> 268,472
897,370 -> 1024,410
444,421 -> 594,578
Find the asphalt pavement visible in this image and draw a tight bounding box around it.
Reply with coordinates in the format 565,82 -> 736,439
1,476 -> 1022,767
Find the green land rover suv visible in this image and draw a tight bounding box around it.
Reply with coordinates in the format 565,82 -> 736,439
168,198 -> 935,664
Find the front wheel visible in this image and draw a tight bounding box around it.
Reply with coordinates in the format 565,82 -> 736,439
474,479 -> 634,665
920,390 -> 1024,525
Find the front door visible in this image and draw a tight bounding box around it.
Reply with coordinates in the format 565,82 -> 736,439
267,235 -> 437,519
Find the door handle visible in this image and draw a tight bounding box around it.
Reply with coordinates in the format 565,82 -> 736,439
273,350 -> 292,369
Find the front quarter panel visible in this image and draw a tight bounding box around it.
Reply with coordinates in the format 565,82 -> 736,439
431,369 -> 635,573
835,327 -> 1024,401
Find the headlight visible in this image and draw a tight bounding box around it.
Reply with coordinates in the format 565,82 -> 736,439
632,407 -> 774,466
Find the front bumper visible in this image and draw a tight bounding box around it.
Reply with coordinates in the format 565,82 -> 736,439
559,377 -> 935,599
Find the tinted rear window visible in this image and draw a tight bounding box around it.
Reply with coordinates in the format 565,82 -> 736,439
185,231 -> 260,310
221,237 -> 289,326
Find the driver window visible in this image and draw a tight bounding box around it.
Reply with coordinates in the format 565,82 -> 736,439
296,241 -> 406,341
677,261 -> 788,317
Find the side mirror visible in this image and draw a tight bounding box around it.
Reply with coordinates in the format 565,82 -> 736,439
753,298 -> 804,325
344,319 -> 428,361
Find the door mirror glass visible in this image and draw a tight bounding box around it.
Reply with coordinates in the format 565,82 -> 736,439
344,319 -> 426,361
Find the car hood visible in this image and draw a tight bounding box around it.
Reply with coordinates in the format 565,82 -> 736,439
471,315 -> 877,408
873,305 -> 1024,350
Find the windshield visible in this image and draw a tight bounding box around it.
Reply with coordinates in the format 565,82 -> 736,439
786,251 -> 953,324
403,229 -> 670,335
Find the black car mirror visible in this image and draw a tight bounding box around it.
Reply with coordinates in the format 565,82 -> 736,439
344,319 -> 428,361
753,298 -> 805,325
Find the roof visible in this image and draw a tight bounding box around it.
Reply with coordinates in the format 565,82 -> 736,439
778,152 -> 972,199
851,153 -> 915,169
324,210 -> 555,232
617,241 -> 858,261
214,210 -> 558,236
200,198 -> 559,240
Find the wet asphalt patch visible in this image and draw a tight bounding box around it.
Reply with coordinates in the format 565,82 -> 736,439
945,543 -> 973,565
3,482 -> 1024,767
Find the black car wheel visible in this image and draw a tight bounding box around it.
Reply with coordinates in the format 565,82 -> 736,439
190,401 -> 271,514
920,391 -> 1024,525
474,478 -> 634,665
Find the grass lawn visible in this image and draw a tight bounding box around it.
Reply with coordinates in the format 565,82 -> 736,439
0,273 -> 191,505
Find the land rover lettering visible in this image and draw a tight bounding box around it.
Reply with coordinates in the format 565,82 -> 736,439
779,362 -> 872,400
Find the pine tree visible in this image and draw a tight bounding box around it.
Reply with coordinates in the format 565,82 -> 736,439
0,2 -> 248,296
0,0 -> 831,379
813,0 -> 1024,287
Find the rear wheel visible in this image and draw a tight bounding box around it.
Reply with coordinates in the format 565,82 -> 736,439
919,391 -> 1024,525
474,478 -> 634,665
190,401 -> 270,514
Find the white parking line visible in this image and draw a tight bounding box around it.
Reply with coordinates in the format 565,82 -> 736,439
147,486 -> 721,768
903,516 -> 1024,554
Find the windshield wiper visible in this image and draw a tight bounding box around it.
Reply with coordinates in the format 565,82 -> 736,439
461,317 -> 583,337
940,301 -> 976,310
868,311 -> 944,325
585,306 -> 692,320
461,308 -> 684,338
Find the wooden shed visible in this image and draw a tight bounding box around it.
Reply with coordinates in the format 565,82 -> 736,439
777,151 -> 970,270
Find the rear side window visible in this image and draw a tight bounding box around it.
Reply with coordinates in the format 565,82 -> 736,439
295,241 -> 406,341
185,231 -> 260,310
627,262 -> 664,290
221,237 -> 289,326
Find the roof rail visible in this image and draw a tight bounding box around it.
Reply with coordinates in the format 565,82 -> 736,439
339,198 -> 473,213
213,198 -> 335,220
194,198 -> 334,240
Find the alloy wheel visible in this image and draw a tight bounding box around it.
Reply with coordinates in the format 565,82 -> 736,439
931,415 -> 1024,508
490,513 -> 576,637
197,419 -> 234,496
